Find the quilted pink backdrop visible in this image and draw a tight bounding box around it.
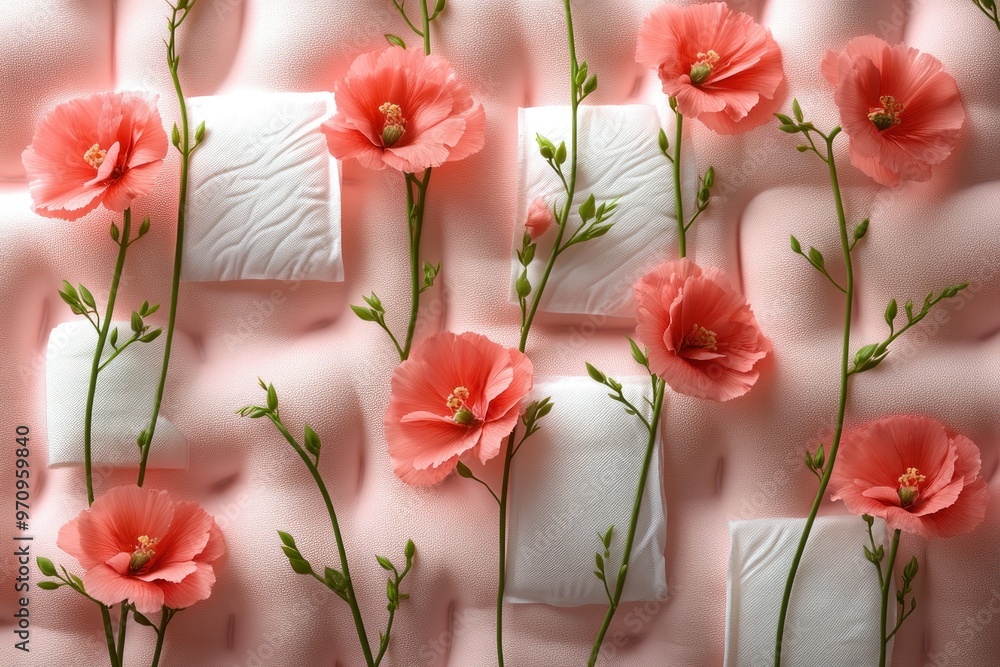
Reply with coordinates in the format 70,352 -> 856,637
1,0 -> 998,665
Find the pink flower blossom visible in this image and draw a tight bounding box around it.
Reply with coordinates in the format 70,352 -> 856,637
21,91 -> 168,221
385,331 -> 533,485
634,258 -> 770,402
524,198 -> 554,239
57,485 -> 225,614
636,2 -> 785,134
822,36 -> 965,187
830,415 -> 989,539
321,46 -> 486,173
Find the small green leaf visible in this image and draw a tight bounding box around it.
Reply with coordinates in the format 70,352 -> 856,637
405,539 -> 416,560
521,243 -> 536,266
790,235 -> 802,254
195,121 -> 206,144
139,216 -> 151,237
703,166 -> 715,188
585,362 -> 606,384
814,444 -> 825,470
37,581 -> 61,590
304,425 -> 321,456
78,285 -> 96,309
579,194 -> 597,222
455,461 -> 474,478
515,270 -> 531,299
131,311 -> 143,333
361,292 -> 384,312
854,218 -> 870,240
807,247 -> 825,268
778,124 -> 800,134
796,145 -> 810,152
657,128 -> 669,155
110,223 -> 121,243
109,328 -> 119,348
582,74 -> 598,96
904,556 -> 919,580
171,123 -> 181,148
774,113 -> 794,126
792,99 -> 804,122
37,557 -> 57,577
433,0 -> 447,16
351,305 -> 378,322
627,337 -> 648,367
595,552 -> 605,572
885,299 -> 897,327
385,33 -> 407,49
144,303 -> 160,316
593,570 -> 605,581
854,343 -> 878,367
277,531 -> 297,550
266,384 -> 278,411
325,567 -> 346,592
133,611 -> 155,626
602,525 -> 614,550
61,280 -> 79,302
288,558 -> 312,575
139,328 -> 162,343
555,141 -> 567,165
376,555 -> 395,571
863,544 -> 876,563
862,514 -> 875,527
904,300 -> 914,321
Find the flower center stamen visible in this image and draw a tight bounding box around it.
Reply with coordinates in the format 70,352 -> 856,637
684,324 -> 718,351
379,102 -> 407,147
446,386 -> 476,425
689,50 -> 720,85
897,467 -> 926,507
868,95 -> 903,131
84,143 -> 107,169
129,535 -> 159,572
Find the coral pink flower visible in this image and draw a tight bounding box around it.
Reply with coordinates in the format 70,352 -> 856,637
321,46 -> 486,173
21,91 -> 168,221
385,331 -> 533,485
830,415 -> 989,539
57,485 -> 225,614
822,36 -> 965,187
635,2 -> 785,134
524,197 -> 554,239
634,258 -> 770,401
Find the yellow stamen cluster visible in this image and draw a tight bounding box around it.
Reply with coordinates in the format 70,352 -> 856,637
868,95 -> 903,131
83,143 -> 107,169
897,467 -> 926,507
129,535 -> 159,572
446,386 -> 475,425
379,102 -> 407,147
690,50 -> 720,84
684,324 -> 719,351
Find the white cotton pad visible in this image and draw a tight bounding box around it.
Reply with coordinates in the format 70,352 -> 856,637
724,515 -> 893,667
182,91 -> 344,283
505,376 -> 667,606
45,321 -> 187,469
509,104 -> 695,317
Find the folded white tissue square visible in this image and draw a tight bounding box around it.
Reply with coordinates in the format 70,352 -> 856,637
510,105 -> 694,318
505,376 -> 667,606
45,321 -> 187,469
183,91 -> 344,283
724,515 -> 891,667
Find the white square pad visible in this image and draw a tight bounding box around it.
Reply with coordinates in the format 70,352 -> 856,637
45,321 -> 187,469
510,104 -> 695,317
183,91 -> 344,283
505,376 -> 667,606
724,515 -> 892,667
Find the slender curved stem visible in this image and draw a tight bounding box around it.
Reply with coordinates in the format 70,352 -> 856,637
268,415 -> 376,667
774,128 -> 853,667
100,605 -> 121,667
879,529 -> 901,667
402,170 -> 431,360
672,108 -> 685,258
588,378 -> 665,666
139,3 -> 194,486
116,603 -> 129,661
84,209 -> 132,506
420,0 -> 431,56
149,607 -> 175,667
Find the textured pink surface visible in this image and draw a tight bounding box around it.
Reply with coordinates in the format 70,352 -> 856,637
2,1 -> 999,666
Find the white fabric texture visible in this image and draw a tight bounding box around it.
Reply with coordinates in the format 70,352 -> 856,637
45,321 -> 187,469
182,91 -> 344,283
509,104 -> 695,317
724,516 -> 893,667
505,376 -> 667,606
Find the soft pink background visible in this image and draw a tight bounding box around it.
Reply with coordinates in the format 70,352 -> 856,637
2,0 -> 999,665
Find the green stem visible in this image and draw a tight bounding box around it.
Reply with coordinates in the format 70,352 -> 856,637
774,128 -> 852,667
672,108 -> 685,259
588,378 -> 665,666
402,170 -> 431,360
83,208 -> 132,506
269,415 -> 376,667
880,529 -> 901,667
420,0 -> 431,55
149,607 -> 174,667
100,606 -> 121,667
139,5 -> 193,486
496,5 -> 581,665
116,603 -> 129,662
